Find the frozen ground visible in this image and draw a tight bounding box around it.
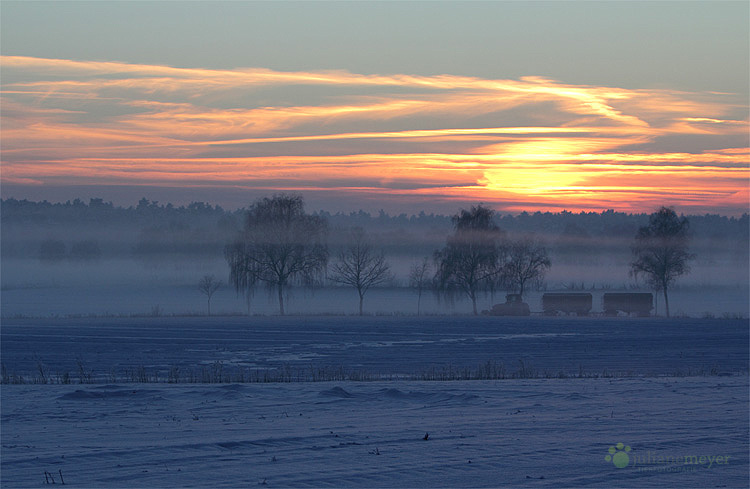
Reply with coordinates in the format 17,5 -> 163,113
1,317 -> 748,488
2,378 -> 748,488
1,316 -> 748,380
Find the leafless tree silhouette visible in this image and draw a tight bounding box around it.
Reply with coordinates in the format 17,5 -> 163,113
434,205 -> 505,315
225,194 -> 328,315
329,227 -> 392,315
631,207 -> 693,317
503,236 -> 551,298
198,275 -> 222,316
408,257 -> 431,316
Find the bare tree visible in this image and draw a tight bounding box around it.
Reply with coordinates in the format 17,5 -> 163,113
502,236 -> 551,298
630,207 -> 693,317
329,228 -> 392,316
434,205 -> 505,315
225,194 -> 328,315
408,257 -> 431,316
198,275 -> 222,316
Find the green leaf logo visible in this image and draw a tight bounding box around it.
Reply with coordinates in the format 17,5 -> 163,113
605,443 -> 631,468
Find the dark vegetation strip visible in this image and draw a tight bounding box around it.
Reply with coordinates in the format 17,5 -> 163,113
2,359 -> 743,385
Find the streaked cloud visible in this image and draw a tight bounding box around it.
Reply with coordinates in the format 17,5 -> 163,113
1,56 -> 747,214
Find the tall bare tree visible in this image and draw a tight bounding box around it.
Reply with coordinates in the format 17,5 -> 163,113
434,205 -> 505,315
225,194 -> 328,315
408,257 -> 431,316
329,228 -> 392,316
503,236 -> 551,298
630,207 -> 693,317
198,275 -> 222,316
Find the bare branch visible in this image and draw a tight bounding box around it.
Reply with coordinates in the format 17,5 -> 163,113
329,227 -> 392,315
502,236 -> 551,297
198,275 -> 222,316
408,257 -> 431,316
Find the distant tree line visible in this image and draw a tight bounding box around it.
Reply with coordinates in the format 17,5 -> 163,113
3,197 -> 747,242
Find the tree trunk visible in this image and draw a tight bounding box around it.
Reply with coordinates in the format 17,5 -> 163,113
359,291 -> 364,316
207,298 -> 211,317
278,283 -> 285,316
663,288 -> 670,318
417,290 -> 422,316
470,292 -> 478,315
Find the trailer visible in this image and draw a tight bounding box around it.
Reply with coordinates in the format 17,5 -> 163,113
542,293 -> 592,316
602,293 -> 653,317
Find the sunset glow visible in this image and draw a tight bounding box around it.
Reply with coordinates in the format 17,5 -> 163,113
1,55 -> 747,214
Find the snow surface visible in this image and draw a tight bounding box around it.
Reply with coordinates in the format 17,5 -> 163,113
2,378 -> 748,488
1,316 -> 748,380
2,317 -> 749,488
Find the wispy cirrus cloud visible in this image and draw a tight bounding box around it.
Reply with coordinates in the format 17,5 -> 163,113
1,55 -> 747,214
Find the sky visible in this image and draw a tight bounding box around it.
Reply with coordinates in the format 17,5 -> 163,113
1,1 -> 748,215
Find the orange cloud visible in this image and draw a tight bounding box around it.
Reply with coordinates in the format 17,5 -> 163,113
1,56 -> 747,214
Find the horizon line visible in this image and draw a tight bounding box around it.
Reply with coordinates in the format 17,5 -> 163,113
2,194 -> 747,219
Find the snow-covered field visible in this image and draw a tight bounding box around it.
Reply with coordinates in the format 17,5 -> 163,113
2,378 -> 748,488
2,316 -> 748,380
1,317 -> 748,488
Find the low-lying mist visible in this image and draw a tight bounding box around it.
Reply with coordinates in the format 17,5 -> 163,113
2,198 -> 747,318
